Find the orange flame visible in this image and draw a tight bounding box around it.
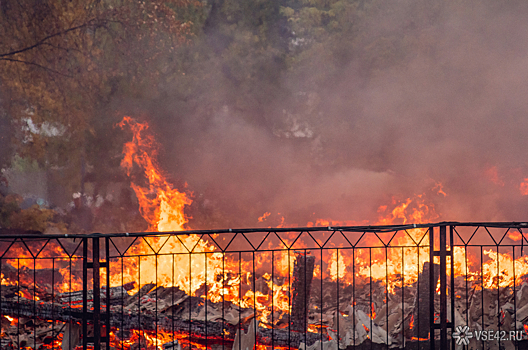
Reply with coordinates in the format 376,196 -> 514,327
411,337 -> 430,341
118,116 -> 192,232
521,178 -> 528,195
116,117 -> 292,326
258,212 -> 271,222
362,324 -> 370,333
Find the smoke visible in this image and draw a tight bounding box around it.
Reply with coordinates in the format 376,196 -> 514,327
147,0 -> 528,227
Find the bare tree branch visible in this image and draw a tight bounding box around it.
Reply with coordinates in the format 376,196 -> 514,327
0,21 -> 97,58
0,58 -> 72,78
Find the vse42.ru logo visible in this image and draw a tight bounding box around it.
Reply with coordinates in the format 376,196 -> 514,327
452,325 -> 524,345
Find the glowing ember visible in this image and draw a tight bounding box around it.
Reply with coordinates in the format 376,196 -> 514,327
258,212 -> 271,222
411,337 -> 430,341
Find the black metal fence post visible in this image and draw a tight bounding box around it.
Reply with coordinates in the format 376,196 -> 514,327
450,225 -> 455,350
82,238 -> 88,350
92,237 -> 101,350
429,226 -> 435,350
106,237 -> 111,350
439,225 -> 447,349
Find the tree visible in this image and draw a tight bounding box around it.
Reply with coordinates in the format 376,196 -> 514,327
0,0 -> 201,194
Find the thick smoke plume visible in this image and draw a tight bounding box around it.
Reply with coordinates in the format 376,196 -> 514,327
139,0 -> 528,228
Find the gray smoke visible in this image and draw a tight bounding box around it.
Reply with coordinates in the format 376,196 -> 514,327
150,0 -> 528,228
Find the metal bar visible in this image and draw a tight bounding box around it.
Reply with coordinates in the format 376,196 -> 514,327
205,252 -> 208,350
439,225 -> 447,349
481,246 -> 484,348
401,247 -> 404,349
353,248 -> 356,348
514,246 -> 517,338
82,238 -> 88,350
272,251 -> 275,350
106,237 -> 110,350
464,245 -> 469,339
222,252 -> 225,350
7,222 -> 528,240
121,256 -> 124,350
17,258 -> 19,348
139,256 -> 142,348
369,247 -> 373,350
93,237 -> 101,350
188,252 -> 191,348
69,255 -> 72,348
52,258 -> 55,350
33,256 -> 36,350
320,248 -> 323,349
336,248 -> 340,348
172,254 -> 175,345
238,252 -> 242,350
429,226 -> 435,350
385,246 -> 389,349
156,251 -> 159,349
450,226 -> 455,350
254,251 -> 257,348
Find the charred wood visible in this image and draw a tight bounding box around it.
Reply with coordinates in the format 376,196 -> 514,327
290,253 -> 315,333
1,297 -> 328,348
412,262 -> 439,340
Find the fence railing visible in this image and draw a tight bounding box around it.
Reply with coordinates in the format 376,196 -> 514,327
1,222 -> 528,350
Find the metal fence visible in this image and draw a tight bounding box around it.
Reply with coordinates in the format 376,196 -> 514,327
0,222 -> 527,350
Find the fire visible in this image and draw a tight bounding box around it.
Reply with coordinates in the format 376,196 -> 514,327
329,250 -> 346,280
486,166 -> 504,186
432,182 -> 447,197
520,178 -> 528,195
322,195 -> 438,292
109,329 -> 183,350
258,212 -> 271,222
314,190 -> 528,295
116,117 -> 292,327
118,116 -> 192,232
5,115 -> 528,348
411,337 -> 429,341
508,230 -> 523,241
5,315 -> 16,326
482,249 -> 528,289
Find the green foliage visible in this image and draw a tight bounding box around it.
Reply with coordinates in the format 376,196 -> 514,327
0,195 -> 22,229
9,205 -> 55,232
0,194 -> 65,233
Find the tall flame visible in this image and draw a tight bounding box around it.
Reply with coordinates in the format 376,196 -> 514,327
118,116 -> 192,231
117,117 -> 291,326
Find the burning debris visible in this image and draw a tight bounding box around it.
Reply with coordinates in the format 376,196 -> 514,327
2,231 -> 528,350
2,118 -> 528,350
